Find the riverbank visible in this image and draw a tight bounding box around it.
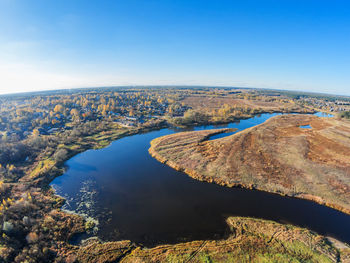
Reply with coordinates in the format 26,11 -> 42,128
63,216 -> 350,262
149,114 -> 350,216
0,119 -> 169,261
31,108 -> 317,187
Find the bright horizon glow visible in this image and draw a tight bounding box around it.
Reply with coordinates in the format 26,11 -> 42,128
0,0 -> 349,96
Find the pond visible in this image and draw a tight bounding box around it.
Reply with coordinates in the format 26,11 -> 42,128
51,112 -> 350,247
299,124 -> 312,129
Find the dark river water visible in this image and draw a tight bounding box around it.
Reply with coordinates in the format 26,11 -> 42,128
51,112 -> 350,247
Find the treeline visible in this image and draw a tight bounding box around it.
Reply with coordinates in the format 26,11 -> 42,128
169,104 -> 264,126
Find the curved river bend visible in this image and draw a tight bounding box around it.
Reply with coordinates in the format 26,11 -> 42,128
51,112 -> 350,246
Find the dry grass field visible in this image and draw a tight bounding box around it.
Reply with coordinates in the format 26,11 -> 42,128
181,95 -> 308,112
149,114 -> 350,214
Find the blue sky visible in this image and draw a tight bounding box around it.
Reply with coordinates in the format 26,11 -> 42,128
0,0 -> 349,95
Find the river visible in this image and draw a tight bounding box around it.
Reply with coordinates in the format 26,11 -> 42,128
51,112 -> 350,246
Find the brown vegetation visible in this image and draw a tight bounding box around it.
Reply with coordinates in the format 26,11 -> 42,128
182,94 -> 303,112
171,93 -> 314,126
0,87 -> 348,262
63,217 -> 349,262
149,114 -> 350,214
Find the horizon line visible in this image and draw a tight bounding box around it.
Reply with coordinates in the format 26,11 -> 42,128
1,85 -> 349,98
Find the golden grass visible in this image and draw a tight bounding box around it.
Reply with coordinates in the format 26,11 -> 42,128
149,115 -> 350,214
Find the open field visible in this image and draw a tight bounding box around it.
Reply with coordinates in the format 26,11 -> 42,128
169,93 -> 316,126
149,114 -> 350,214
182,95 -> 305,112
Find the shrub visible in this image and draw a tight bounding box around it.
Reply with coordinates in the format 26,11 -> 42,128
26,232 -> 39,244
53,149 -> 68,162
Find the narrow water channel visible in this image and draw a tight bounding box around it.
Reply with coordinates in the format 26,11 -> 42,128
51,112 -> 350,247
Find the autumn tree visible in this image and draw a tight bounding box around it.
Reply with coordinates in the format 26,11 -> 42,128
54,104 -> 64,113
32,129 -> 40,137
70,109 -> 80,122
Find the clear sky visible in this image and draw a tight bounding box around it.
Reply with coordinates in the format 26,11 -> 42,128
0,0 -> 349,95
